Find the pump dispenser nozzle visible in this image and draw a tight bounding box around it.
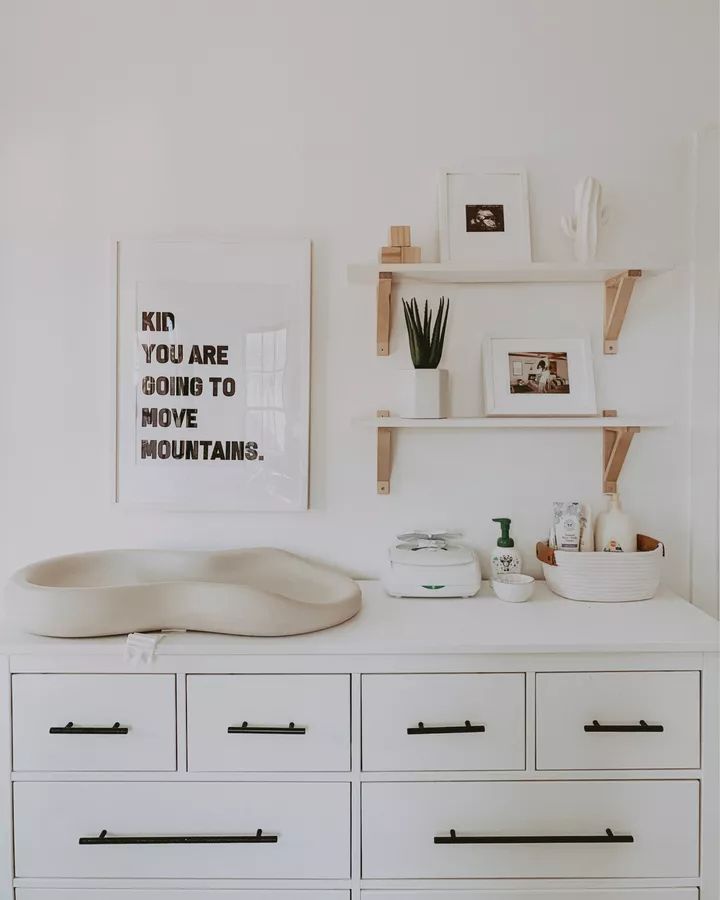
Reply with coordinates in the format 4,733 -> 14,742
492,517 -> 515,548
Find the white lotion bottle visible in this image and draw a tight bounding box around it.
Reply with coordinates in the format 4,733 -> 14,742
594,493 -> 636,552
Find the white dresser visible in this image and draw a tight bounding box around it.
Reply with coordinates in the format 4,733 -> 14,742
0,582 -> 717,900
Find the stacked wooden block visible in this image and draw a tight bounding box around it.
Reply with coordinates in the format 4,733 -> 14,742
380,226 -> 421,263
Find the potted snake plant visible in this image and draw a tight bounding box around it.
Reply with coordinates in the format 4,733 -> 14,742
400,296 -> 450,418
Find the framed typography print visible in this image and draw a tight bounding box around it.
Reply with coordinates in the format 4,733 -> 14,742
115,239 -> 311,509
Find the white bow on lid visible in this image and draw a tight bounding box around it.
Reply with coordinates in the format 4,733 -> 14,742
395,531 -> 462,551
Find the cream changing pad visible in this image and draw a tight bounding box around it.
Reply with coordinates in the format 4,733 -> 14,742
5,548 -> 362,638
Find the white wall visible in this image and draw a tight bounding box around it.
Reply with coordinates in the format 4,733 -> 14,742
690,125 -> 720,616
0,0 -> 717,604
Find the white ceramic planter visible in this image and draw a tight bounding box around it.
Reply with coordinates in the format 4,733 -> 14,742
399,368 -> 448,418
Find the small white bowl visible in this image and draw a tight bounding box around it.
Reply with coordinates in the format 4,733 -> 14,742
492,573 -> 536,603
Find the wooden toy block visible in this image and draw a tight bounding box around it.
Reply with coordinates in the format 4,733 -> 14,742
401,245 -> 422,263
379,245 -> 403,263
389,225 -> 411,247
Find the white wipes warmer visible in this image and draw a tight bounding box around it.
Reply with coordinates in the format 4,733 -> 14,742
383,531 -> 482,598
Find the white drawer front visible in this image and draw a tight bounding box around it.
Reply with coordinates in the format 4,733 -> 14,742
536,671 -> 700,770
187,674 -> 350,771
362,892 -> 697,900
12,674 -> 176,772
17,893 -> 350,900
362,674 -> 525,771
14,781 -> 350,878
363,893 -> 697,900
361,780 -> 698,878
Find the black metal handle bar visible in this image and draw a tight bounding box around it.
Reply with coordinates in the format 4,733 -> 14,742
227,721 -> 306,735
407,720 -> 485,735
584,719 -> 664,733
79,828 -> 278,845
434,827 -> 633,845
49,722 -> 128,735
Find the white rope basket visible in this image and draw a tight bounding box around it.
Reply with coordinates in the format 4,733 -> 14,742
536,535 -> 665,603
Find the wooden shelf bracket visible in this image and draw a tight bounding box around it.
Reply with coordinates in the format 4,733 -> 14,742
377,273 -> 392,356
604,269 -> 642,355
603,409 -> 640,493
372,408 -> 648,495
374,265 -> 645,357
376,409 -> 392,494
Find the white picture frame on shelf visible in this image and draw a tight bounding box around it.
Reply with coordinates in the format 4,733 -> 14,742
115,238 -> 311,510
483,337 -> 597,417
439,168 -> 532,263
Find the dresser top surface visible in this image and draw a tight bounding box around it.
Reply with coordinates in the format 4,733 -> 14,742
0,581 -> 717,656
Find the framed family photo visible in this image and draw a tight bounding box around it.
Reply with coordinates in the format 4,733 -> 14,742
439,168 -> 532,263
483,337 -> 597,416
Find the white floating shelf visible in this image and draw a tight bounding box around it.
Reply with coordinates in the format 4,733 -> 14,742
353,262 -> 672,355
362,416 -> 669,429
368,412 -> 669,495
348,261 -> 670,285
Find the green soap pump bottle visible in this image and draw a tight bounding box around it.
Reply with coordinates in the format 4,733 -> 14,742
491,518 -> 522,577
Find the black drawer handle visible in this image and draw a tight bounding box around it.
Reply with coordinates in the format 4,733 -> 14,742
435,827 -> 633,845
49,722 -> 129,735
408,720 -> 486,735
227,721 -> 306,735
79,828 -> 278,845
584,719 -> 664,733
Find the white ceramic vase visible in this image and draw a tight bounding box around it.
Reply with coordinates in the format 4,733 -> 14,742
560,176 -> 609,263
399,368 -> 448,418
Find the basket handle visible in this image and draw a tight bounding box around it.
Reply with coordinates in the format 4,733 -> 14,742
536,542 -> 557,566
637,534 -> 666,557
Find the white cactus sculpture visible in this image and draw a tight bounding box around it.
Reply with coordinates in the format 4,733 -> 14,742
561,176 -> 609,263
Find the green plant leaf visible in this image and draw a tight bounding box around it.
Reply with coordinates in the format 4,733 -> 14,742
402,295 -> 450,368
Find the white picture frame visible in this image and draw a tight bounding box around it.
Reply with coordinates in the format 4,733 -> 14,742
115,238 -> 311,510
483,337 -> 597,417
439,168 -> 532,263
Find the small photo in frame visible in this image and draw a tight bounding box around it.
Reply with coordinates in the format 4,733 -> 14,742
439,168 -> 531,263
483,338 -> 597,416
508,351 -> 569,394
465,204 -> 505,233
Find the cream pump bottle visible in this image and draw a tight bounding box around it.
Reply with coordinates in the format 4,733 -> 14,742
594,492 -> 636,552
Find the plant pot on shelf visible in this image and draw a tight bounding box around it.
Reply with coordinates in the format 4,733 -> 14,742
399,368 -> 449,418
400,296 -> 450,418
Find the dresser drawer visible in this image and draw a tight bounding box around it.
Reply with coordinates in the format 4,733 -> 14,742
536,671 -> 700,770
362,674 -> 525,771
14,781 -> 350,878
362,893 -> 697,900
186,674 -> 350,771
361,780 -> 698,878
17,893 -> 350,900
12,674 -> 176,772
